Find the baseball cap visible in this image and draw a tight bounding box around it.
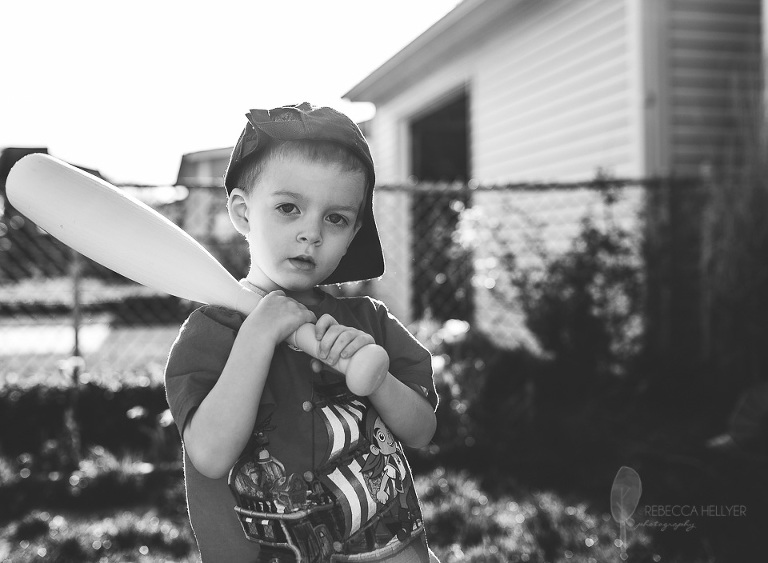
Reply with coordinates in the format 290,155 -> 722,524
223,103 -> 384,285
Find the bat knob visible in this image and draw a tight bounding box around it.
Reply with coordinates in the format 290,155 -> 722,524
345,344 -> 390,396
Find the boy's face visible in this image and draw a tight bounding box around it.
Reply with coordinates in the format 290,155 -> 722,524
229,153 -> 365,295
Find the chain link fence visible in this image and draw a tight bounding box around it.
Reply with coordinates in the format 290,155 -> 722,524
1,174 -> 701,384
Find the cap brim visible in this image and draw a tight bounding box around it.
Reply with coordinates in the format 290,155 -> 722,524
321,190 -> 384,285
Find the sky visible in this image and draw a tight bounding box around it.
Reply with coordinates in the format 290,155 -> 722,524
0,0 -> 462,185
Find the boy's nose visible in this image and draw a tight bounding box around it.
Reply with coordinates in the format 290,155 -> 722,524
297,221 -> 322,245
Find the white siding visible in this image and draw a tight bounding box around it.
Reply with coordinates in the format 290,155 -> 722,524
666,0 -> 762,176
473,0 -> 641,182
368,0 -> 642,183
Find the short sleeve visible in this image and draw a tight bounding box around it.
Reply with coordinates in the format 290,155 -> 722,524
164,306 -> 244,437
373,300 -> 438,410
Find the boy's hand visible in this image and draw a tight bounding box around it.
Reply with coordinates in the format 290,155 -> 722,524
246,290 -> 317,345
314,314 -> 375,367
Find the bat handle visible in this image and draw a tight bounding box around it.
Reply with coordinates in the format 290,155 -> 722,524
291,324 -> 390,396
234,286 -> 390,395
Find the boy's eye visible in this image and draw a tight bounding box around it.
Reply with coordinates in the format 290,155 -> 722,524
277,203 -> 298,214
327,213 -> 349,226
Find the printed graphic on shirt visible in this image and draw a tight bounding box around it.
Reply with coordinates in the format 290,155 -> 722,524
360,411 -> 417,541
227,389 -> 425,561
317,397 -> 366,464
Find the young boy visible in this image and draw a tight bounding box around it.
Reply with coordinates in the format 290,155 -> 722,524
164,103 -> 439,562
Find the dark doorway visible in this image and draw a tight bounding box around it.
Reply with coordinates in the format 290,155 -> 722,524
410,92 -> 473,321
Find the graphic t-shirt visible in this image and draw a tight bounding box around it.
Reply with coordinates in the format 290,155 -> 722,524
165,290 -> 438,562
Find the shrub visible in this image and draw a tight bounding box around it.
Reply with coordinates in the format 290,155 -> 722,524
456,176 -> 645,389
1,507 -> 197,562
0,382 -> 181,473
416,469 -> 657,563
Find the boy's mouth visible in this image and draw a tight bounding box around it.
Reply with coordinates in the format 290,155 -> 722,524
288,255 -> 316,271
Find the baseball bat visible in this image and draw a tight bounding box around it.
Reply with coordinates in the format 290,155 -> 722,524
6,153 -> 388,395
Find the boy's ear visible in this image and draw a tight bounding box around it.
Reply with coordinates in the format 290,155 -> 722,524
227,188 -> 251,235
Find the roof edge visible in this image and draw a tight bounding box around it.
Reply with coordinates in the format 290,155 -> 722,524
344,0 -> 519,103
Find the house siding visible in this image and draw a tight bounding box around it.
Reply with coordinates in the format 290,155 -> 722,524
666,0 -> 762,176
367,0 -> 642,183
473,0 -> 640,182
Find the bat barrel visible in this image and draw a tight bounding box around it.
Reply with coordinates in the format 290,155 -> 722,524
7,153 -> 239,305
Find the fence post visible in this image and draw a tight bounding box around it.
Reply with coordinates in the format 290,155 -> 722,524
70,248 -> 82,363
62,247 -> 84,466
643,177 -> 673,377
660,177 -> 672,362
699,168 -> 714,364
462,181 -> 475,323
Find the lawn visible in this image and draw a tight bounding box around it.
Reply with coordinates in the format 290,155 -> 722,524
2,369 -> 763,563
0,457 -> 655,563
1,305 -> 766,563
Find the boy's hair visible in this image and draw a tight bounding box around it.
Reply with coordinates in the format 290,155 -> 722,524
234,139 -> 371,200
224,103 -> 375,196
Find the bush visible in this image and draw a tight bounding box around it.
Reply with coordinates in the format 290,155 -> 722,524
0,382 -> 180,472
455,175 -> 645,390
416,469 -> 657,563
1,507 -> 197,562
0,446 -> 184,522
407,314 -> 553,476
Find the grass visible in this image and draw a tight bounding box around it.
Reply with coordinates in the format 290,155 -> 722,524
0,465 -> 654,563
0,507 -> 197,563
0,448 -> 194,562
420,470 -> 655,563
1,363 -> 766,562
